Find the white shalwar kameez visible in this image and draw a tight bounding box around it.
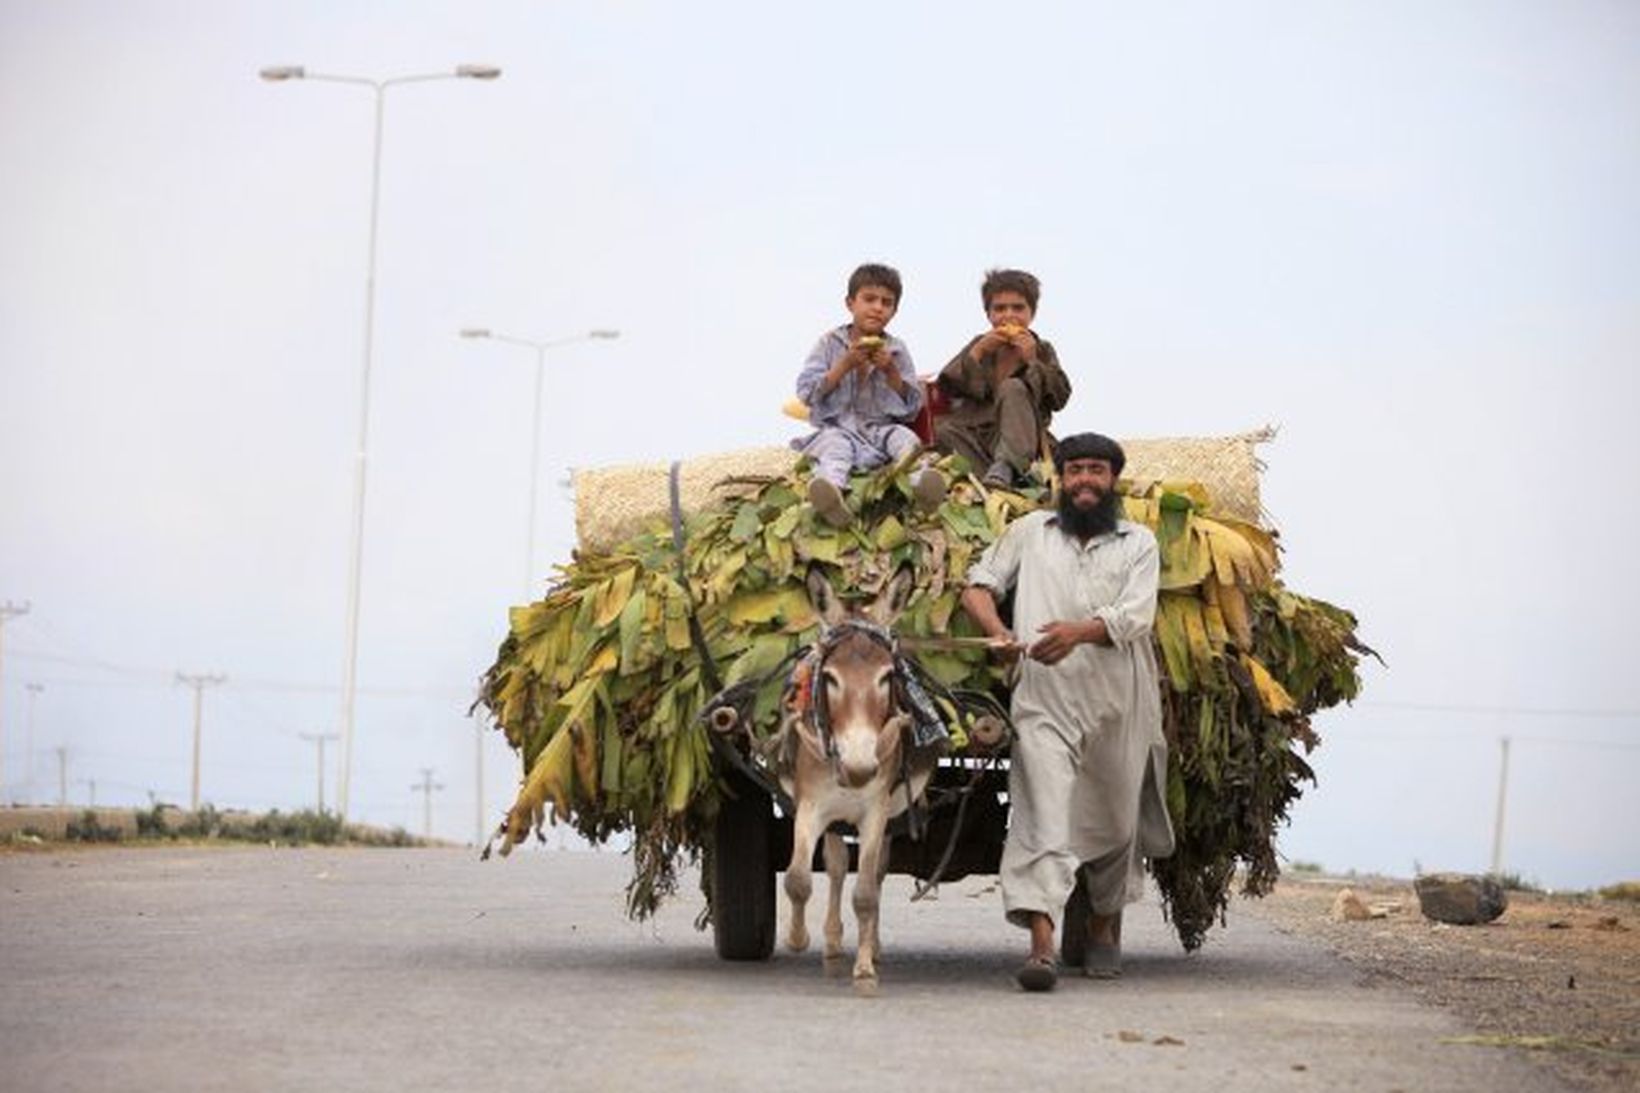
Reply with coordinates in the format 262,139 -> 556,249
967,509 -> 1175,928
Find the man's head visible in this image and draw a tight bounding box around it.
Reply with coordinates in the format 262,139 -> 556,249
846,263 -> 902,336
981,268 -> 1041,331
1053,432 -> 1125,539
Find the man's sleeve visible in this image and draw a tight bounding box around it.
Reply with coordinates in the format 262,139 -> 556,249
937,337 -> 986,400
966,519 -> 1026,597
795,334 -> 837,406
1093,529 -> 1160,646
1026,340 -> 1072,413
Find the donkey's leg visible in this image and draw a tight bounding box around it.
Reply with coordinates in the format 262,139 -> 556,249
868,833 -> 893,965
852,805 -> 890,993
822,830 -> 848,966
783,800 -> 820,953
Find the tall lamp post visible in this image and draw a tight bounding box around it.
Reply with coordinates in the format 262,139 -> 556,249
261,62 -> 501,821
458,327 -> 619,598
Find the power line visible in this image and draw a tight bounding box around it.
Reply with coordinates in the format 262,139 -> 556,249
1328,732 -> 1640,752
1357,700 -> 1640,720
9,648 -> 471,701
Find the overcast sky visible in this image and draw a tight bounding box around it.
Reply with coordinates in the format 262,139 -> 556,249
2,1 -> 1636,889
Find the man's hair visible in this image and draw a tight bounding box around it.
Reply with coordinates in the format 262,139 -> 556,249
847,263 -> 902,303
981,268 -> 1041,312
1054,432 -> 1126,477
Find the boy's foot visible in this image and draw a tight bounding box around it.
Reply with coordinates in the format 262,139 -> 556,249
982,461 -> 1015,489
808,477 -> 851,528
912,468 -> 946,513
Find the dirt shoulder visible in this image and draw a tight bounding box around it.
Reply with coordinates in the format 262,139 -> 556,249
1238,874 -> 1640,1093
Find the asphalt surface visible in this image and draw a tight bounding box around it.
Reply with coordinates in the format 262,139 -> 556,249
0,847 -> 1569,1092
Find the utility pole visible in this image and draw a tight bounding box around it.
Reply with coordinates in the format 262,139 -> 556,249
474,715 -> 485,846
299,732 -> 340,813
1489,735 -> 1511,875
24,682 -> 43,805
54,746 -> 67,807
176,672 -> 226,810
0,599 -> 32,801
412,767 -> 444,841
78,779 -> 97,808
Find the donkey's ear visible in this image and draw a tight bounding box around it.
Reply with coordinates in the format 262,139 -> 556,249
805,563 -> 846,629
869,564 -> 916,627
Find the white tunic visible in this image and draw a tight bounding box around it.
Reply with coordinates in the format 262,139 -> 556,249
968,510 -> 1175,926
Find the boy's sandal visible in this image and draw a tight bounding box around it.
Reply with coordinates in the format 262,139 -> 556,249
1015,954 -> 1058,993
807,478 -> 851,528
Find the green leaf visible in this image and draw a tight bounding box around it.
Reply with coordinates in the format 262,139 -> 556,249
769,504 -> 802,540
729,502 -> 763,543
618,589 -> 647,674
725,632 -> 794,686
874,515 -> 908,551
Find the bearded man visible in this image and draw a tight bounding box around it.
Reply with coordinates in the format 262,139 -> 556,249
960,432 -> 1175,992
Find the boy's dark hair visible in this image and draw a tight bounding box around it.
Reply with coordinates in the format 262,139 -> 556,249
981,268 -> 1041,312
847,263 -> 902,303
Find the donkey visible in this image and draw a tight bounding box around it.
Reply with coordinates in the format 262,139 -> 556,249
779,564 -> 941,994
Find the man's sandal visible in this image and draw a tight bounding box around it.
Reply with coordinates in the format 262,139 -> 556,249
1015,954 -> 1058,993
1084,913 -> 1123,979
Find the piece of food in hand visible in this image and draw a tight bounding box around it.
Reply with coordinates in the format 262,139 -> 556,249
997,324 -> 1025,338
781,396 -> 812,422
856,335 -> 885,350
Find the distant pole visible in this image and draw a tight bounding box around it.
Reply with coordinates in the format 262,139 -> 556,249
0,599 -> 32,800
458,328 -> 620,598
262,62 -> 503,824
79,779 -> 97,808
54,746 -> 67,806
474,716 -> 485,846
1489,735 -> 1511,875
177,672 -> 226,810
299,732 -> 340,812
24,682 -> 43,805
412,767 -> 444,841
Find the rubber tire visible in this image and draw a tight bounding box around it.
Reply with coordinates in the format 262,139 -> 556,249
1059,869 -> 1090,968
711,773 -> 777,961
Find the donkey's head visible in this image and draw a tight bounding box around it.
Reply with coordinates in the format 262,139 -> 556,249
803,564 -> 916,789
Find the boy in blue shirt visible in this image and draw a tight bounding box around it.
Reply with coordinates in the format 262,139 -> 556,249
794,263 -> 945,526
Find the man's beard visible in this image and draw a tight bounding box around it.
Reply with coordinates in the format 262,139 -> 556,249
1057,485 -> 1121,539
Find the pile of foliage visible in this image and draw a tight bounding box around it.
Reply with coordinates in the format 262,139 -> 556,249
478,454 -> 1373,950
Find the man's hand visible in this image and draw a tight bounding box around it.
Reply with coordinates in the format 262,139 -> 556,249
1028,619 -> 1107,665
986,631 -> 1025,664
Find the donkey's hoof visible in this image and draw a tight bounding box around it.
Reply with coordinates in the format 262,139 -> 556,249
786,930 -> 810,953
822,950 -> 848,977
852,972 -> 881,998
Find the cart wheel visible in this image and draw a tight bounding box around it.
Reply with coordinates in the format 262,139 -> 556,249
712,771 -> 776,961
1059,869 -> 1090,968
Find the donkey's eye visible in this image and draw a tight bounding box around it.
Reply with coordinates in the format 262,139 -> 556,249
822,670 -> 842,693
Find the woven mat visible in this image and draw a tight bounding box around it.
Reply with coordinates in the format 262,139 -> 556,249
573,429 -> 1274,552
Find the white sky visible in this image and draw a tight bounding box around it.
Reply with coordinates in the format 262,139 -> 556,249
1,1 -> 1636,888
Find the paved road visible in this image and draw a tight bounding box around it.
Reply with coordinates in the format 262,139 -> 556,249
0,847 -> 1566,1092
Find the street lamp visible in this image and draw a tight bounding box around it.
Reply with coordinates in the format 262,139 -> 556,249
459,327 -> 620,598
263,62 -> 501,822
